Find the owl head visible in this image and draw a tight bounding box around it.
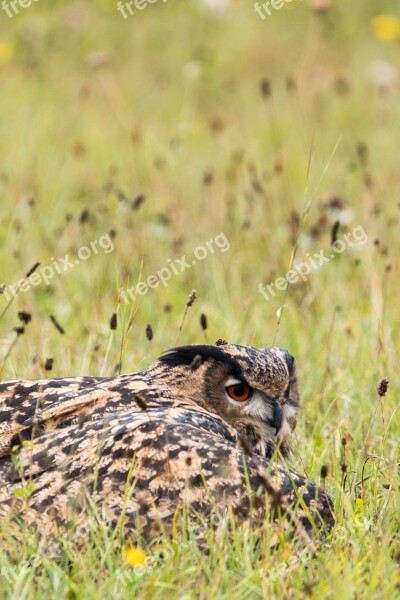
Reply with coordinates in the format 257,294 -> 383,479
159,343 -> 299,459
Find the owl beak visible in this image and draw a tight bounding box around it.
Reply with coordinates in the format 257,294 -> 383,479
270,402 -> 283,436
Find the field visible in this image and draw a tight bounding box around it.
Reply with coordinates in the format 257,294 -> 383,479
0,0 -> 399,598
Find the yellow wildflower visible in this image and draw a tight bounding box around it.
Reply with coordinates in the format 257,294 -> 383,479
355,497 -> 365,512
372,15 -> 400,42
124,546 -> 147,567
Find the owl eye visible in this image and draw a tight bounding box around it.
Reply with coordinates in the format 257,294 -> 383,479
225,382 -> 252,402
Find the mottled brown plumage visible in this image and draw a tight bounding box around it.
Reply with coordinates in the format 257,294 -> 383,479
0,344 -> 334,540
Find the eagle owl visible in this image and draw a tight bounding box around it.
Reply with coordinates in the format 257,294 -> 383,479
0,344 -> 334,540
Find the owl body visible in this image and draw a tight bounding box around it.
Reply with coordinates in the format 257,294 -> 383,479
0,344 -> 334,539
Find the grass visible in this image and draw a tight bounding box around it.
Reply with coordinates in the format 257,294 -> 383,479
0,0 -> 399,597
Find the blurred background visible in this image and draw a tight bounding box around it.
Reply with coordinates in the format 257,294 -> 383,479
0,0 -> 399,443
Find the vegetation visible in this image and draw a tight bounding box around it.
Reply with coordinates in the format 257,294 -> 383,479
0,0 -> 399,597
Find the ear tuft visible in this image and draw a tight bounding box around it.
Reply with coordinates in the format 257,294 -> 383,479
159,345 -> 242,377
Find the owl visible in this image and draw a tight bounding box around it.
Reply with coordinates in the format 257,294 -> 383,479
0,343 -> 334,541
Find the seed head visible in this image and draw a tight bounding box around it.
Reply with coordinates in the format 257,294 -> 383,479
44,358 -> 54,371
200,313 -> 208,331
18,311 -> 32,324
320,465 -> 328,479
260,78 -> 271,98
79,209 -> 90,224
132,195 -> 145,210
110,313 -> 118,330
146,324 -> 153,341
134,395 -> 148,411
186,290 -> 197,307
377,378 -> 389,397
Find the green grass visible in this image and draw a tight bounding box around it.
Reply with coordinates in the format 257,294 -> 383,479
0,0 -> 399,597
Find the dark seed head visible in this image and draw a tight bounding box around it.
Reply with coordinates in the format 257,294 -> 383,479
203,170 -> 214,185
110,313 -> 118,330
132,195 -> 145,210
320,465 -> 328,479
146,324 -> 153,341
377,378 -> 389,397
18,311 -> 32,324
79,209 -> 90,224
134,395 -> 148,410
260,78 -> 271,98
200,313 -> 208,330
216,339 -> 228,346
44,358 -> 54,371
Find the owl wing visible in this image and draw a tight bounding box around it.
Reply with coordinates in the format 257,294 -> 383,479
0,406 -> 334,540
0,375 -> 157,458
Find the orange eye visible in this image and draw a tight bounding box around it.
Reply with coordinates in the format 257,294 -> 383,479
226,382 -> 252,402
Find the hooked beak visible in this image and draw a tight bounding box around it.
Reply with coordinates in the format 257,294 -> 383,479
270,402 -> 283,436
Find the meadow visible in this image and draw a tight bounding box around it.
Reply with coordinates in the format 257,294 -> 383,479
0,0 -> 399,597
